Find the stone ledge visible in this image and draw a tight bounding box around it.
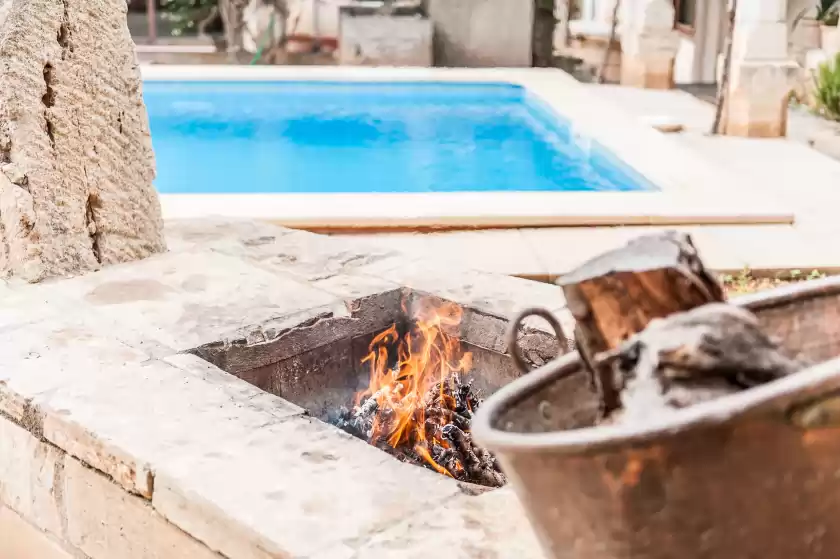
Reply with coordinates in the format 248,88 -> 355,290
63,458 -> 223,559
347,487 -> 542,558
0,417 -> 65,536
0,413 -> 222,559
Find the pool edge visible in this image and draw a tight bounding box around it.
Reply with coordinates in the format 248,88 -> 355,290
143,65 -> 794,229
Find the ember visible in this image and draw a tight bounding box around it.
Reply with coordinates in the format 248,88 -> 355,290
331,299 -> 506,487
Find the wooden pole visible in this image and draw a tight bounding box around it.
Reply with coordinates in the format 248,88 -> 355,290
147,0 -> 158,44
711,0 -> 738,135
597,0 -> 621,84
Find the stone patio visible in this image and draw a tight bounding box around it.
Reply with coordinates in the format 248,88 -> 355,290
0,219 -> 577,559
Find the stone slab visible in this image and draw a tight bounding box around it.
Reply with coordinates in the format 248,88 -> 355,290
151,414 -> 462,559
63,457 -> 222,559
337,488 -> 545,559
31,248 -> 343,351
0,506 -> 73,559
0,417 -> 64,536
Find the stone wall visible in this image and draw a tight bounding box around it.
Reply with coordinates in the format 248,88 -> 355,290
426,0 -> 534,67
0,414 -> 222,558
0,505 -> 72,559
338,12 -> 433,66
0,0 -> 165,282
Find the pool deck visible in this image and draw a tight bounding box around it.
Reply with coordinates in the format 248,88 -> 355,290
144,65 -> 792,228
333,85 -> 840,279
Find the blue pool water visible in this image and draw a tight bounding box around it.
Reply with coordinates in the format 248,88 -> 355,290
143,81 -> 656,194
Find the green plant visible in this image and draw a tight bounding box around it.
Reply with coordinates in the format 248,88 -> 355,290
160,0 -> 217,36
719,268 -> 827,296
817,0 -> 840,25
814,53 -> 840,121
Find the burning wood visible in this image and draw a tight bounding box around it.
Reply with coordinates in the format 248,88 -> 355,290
331,299 -> 506,488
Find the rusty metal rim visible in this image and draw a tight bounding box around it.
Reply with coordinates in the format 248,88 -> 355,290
474,276 -> 840,454
735,274 -> 840,311
473,352 -> 840,454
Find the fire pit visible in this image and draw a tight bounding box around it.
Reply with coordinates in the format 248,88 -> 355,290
0,221 -> 568,558
191,286 -> 565,489
331,298 -> 505,487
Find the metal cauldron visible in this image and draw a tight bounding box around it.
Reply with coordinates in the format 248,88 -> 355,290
473,276 -> 840,559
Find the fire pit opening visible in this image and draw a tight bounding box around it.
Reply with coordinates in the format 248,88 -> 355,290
191,287 -> 561,488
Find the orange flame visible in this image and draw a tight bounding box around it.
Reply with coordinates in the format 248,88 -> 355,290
356,298 -> 473,473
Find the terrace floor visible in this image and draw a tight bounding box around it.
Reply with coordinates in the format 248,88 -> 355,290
334,84 -> 840,280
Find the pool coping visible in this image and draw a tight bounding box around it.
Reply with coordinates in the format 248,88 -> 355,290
141,65 -> 794,229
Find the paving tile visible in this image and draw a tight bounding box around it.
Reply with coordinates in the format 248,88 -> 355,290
9,249 -> 341,352
520,226 -> 643,279
343,229 -> 549,278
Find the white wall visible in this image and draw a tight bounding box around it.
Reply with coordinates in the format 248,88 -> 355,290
673,35 -> 698,83
674,0 -> 725,84
287,0 -> 351,39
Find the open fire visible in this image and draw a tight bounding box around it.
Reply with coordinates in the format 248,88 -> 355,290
332,298 -> 506,487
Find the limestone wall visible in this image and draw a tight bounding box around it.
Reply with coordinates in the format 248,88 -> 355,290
426,0 -> 534,67
338,13 -> 433,67
0,0 -> 165,282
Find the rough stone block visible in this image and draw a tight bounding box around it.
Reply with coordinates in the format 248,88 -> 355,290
621,54 -> 675,89
731,22 -> 789,62
618,0 -> 678,90
723,97 -> 788,138
0,417 -> 64,536
339,12 -> 433,67
623,0 -> 675,31
0,506 -> 74,559
723,61 -> 798,138
426,0 -> 533,67
0,0 -> 165,282
62,457 -> 222,559
621,31 -> 680,58
736,0 -> 786,24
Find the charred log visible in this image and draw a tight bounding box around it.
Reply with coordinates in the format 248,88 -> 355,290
442,424 -> 506,487
331,370 -> 505,487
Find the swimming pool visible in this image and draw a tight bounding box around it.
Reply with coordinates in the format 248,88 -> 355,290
141,66 -> 791,229
144,81 -> 655,194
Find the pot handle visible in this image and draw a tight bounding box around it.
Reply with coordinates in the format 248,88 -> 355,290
507,307 -> 569,374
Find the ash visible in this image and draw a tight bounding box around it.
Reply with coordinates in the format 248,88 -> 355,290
329,373 -> 506,488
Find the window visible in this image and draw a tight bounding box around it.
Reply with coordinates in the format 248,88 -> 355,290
674,0 -> 697,34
